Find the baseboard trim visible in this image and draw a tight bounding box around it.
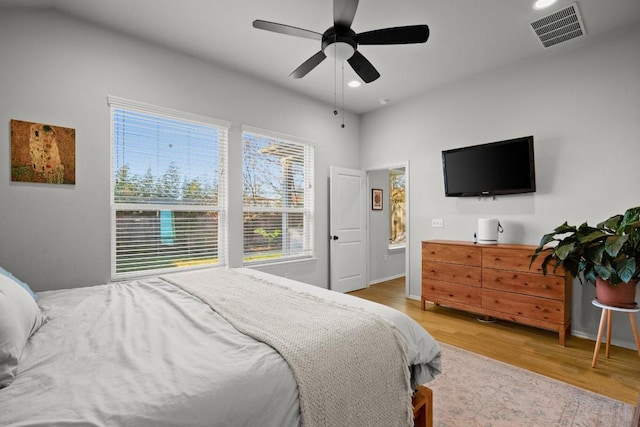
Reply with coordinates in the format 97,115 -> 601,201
569,330 -> 637,351
368,273 -> 404,286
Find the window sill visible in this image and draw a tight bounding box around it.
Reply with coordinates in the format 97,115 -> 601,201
243,256 -> 318,268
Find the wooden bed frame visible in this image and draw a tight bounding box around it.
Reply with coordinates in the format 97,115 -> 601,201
412,385 -> 433,427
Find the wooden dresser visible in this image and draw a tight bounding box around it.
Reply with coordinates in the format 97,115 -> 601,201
422,240 -> 572,345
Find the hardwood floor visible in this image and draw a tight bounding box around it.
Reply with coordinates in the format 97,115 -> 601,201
350,277 -> 640,405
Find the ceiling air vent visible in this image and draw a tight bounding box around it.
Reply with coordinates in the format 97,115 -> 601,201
530,2 -> 586,48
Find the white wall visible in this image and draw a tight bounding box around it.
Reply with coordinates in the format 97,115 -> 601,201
361,23 -> 640,348
0,8 -> 360,290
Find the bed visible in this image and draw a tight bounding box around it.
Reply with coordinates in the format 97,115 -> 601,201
0,267 -> 442,427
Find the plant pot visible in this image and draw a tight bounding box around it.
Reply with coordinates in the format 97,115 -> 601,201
595,278 -> 638,308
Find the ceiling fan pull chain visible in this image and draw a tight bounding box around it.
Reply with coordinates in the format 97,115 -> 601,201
341,61 -> 345,128
333,41 -> 338,118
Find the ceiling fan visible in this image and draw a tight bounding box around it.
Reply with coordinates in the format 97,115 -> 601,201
253,0 -> 429,83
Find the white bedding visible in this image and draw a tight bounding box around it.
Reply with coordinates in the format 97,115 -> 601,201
239,268 -> 442,386
0,268 -> 441,427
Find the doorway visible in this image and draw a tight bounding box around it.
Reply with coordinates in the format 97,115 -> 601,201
366,162 -> 409,296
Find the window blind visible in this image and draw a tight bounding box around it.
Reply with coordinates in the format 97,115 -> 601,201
242,127 -> 314,264
109,96 -> 228,278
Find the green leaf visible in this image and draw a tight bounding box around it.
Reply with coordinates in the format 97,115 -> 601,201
623,220 -> 640,235
604,234 -> 628,257
616,258 -> 637,283
578,230 -> 606,244
623,207 -> 640,225
553,222 -> 576,234
585,245 -> 605,264
529,253 -> 540,268
598,214 -> 620,229
593,264 -> 611,281
562,257 -> 579,278
584,269 -> 596,284
554,242 -> 575,260
537,233 -> 557,248
539,254 -> 551,275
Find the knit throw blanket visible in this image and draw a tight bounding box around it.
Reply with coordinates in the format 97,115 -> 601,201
162,268 -> 413,427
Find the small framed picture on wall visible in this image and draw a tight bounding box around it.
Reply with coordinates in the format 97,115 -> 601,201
372,188 -> 383,210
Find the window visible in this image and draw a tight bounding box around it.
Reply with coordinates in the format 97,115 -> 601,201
389,168 -> 406,247
242,127 -> 314,264
109,96 -> 229,279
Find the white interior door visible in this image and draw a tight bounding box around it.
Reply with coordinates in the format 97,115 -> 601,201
329,166 -> 367,293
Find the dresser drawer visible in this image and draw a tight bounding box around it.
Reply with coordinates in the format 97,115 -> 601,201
482,268 -> 566,299
423,261 -> 481,287
422,279 -> 482,307
423,242 -> 481,266
482,289 -> 564,324
482,246 -> 567,276
482,247 -> 538,273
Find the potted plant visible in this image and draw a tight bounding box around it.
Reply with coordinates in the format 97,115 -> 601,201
530,206 -> 640,308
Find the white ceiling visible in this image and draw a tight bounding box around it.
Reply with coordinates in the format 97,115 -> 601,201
2,0 -> 640,114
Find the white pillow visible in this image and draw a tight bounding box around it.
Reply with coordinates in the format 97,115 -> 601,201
0,267 -> 38,301
0,274 -> 47,388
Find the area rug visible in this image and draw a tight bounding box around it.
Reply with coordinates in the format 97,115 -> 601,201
427,343 -> 634,426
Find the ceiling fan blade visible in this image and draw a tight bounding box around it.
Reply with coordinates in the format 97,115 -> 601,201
347,51 -> 380,83
289,51 -> 327,79
357,25 -> 430,45
252,20 -> 322,41
334,0 -> 359,30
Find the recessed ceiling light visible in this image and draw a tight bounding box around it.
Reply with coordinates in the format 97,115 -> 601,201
379,98 -> 390,105
348,80 -> 361,88
533,0 -> 557,10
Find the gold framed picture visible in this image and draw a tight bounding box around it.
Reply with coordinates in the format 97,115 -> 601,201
11,119 -> 76,185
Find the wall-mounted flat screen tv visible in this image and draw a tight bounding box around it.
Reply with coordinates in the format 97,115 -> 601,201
442,136 -> 536,197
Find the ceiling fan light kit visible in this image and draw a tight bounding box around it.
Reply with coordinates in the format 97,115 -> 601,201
323,28 -> 356,62
326,43 -> 354,61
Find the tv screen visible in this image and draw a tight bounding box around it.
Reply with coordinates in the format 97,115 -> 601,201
442,136 -> 536,197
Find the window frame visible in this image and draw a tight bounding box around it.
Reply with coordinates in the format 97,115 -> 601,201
108,96 -> 230,280
241,125 -> 315,265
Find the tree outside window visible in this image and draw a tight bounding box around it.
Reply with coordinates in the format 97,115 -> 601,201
389,168 -> 406,246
